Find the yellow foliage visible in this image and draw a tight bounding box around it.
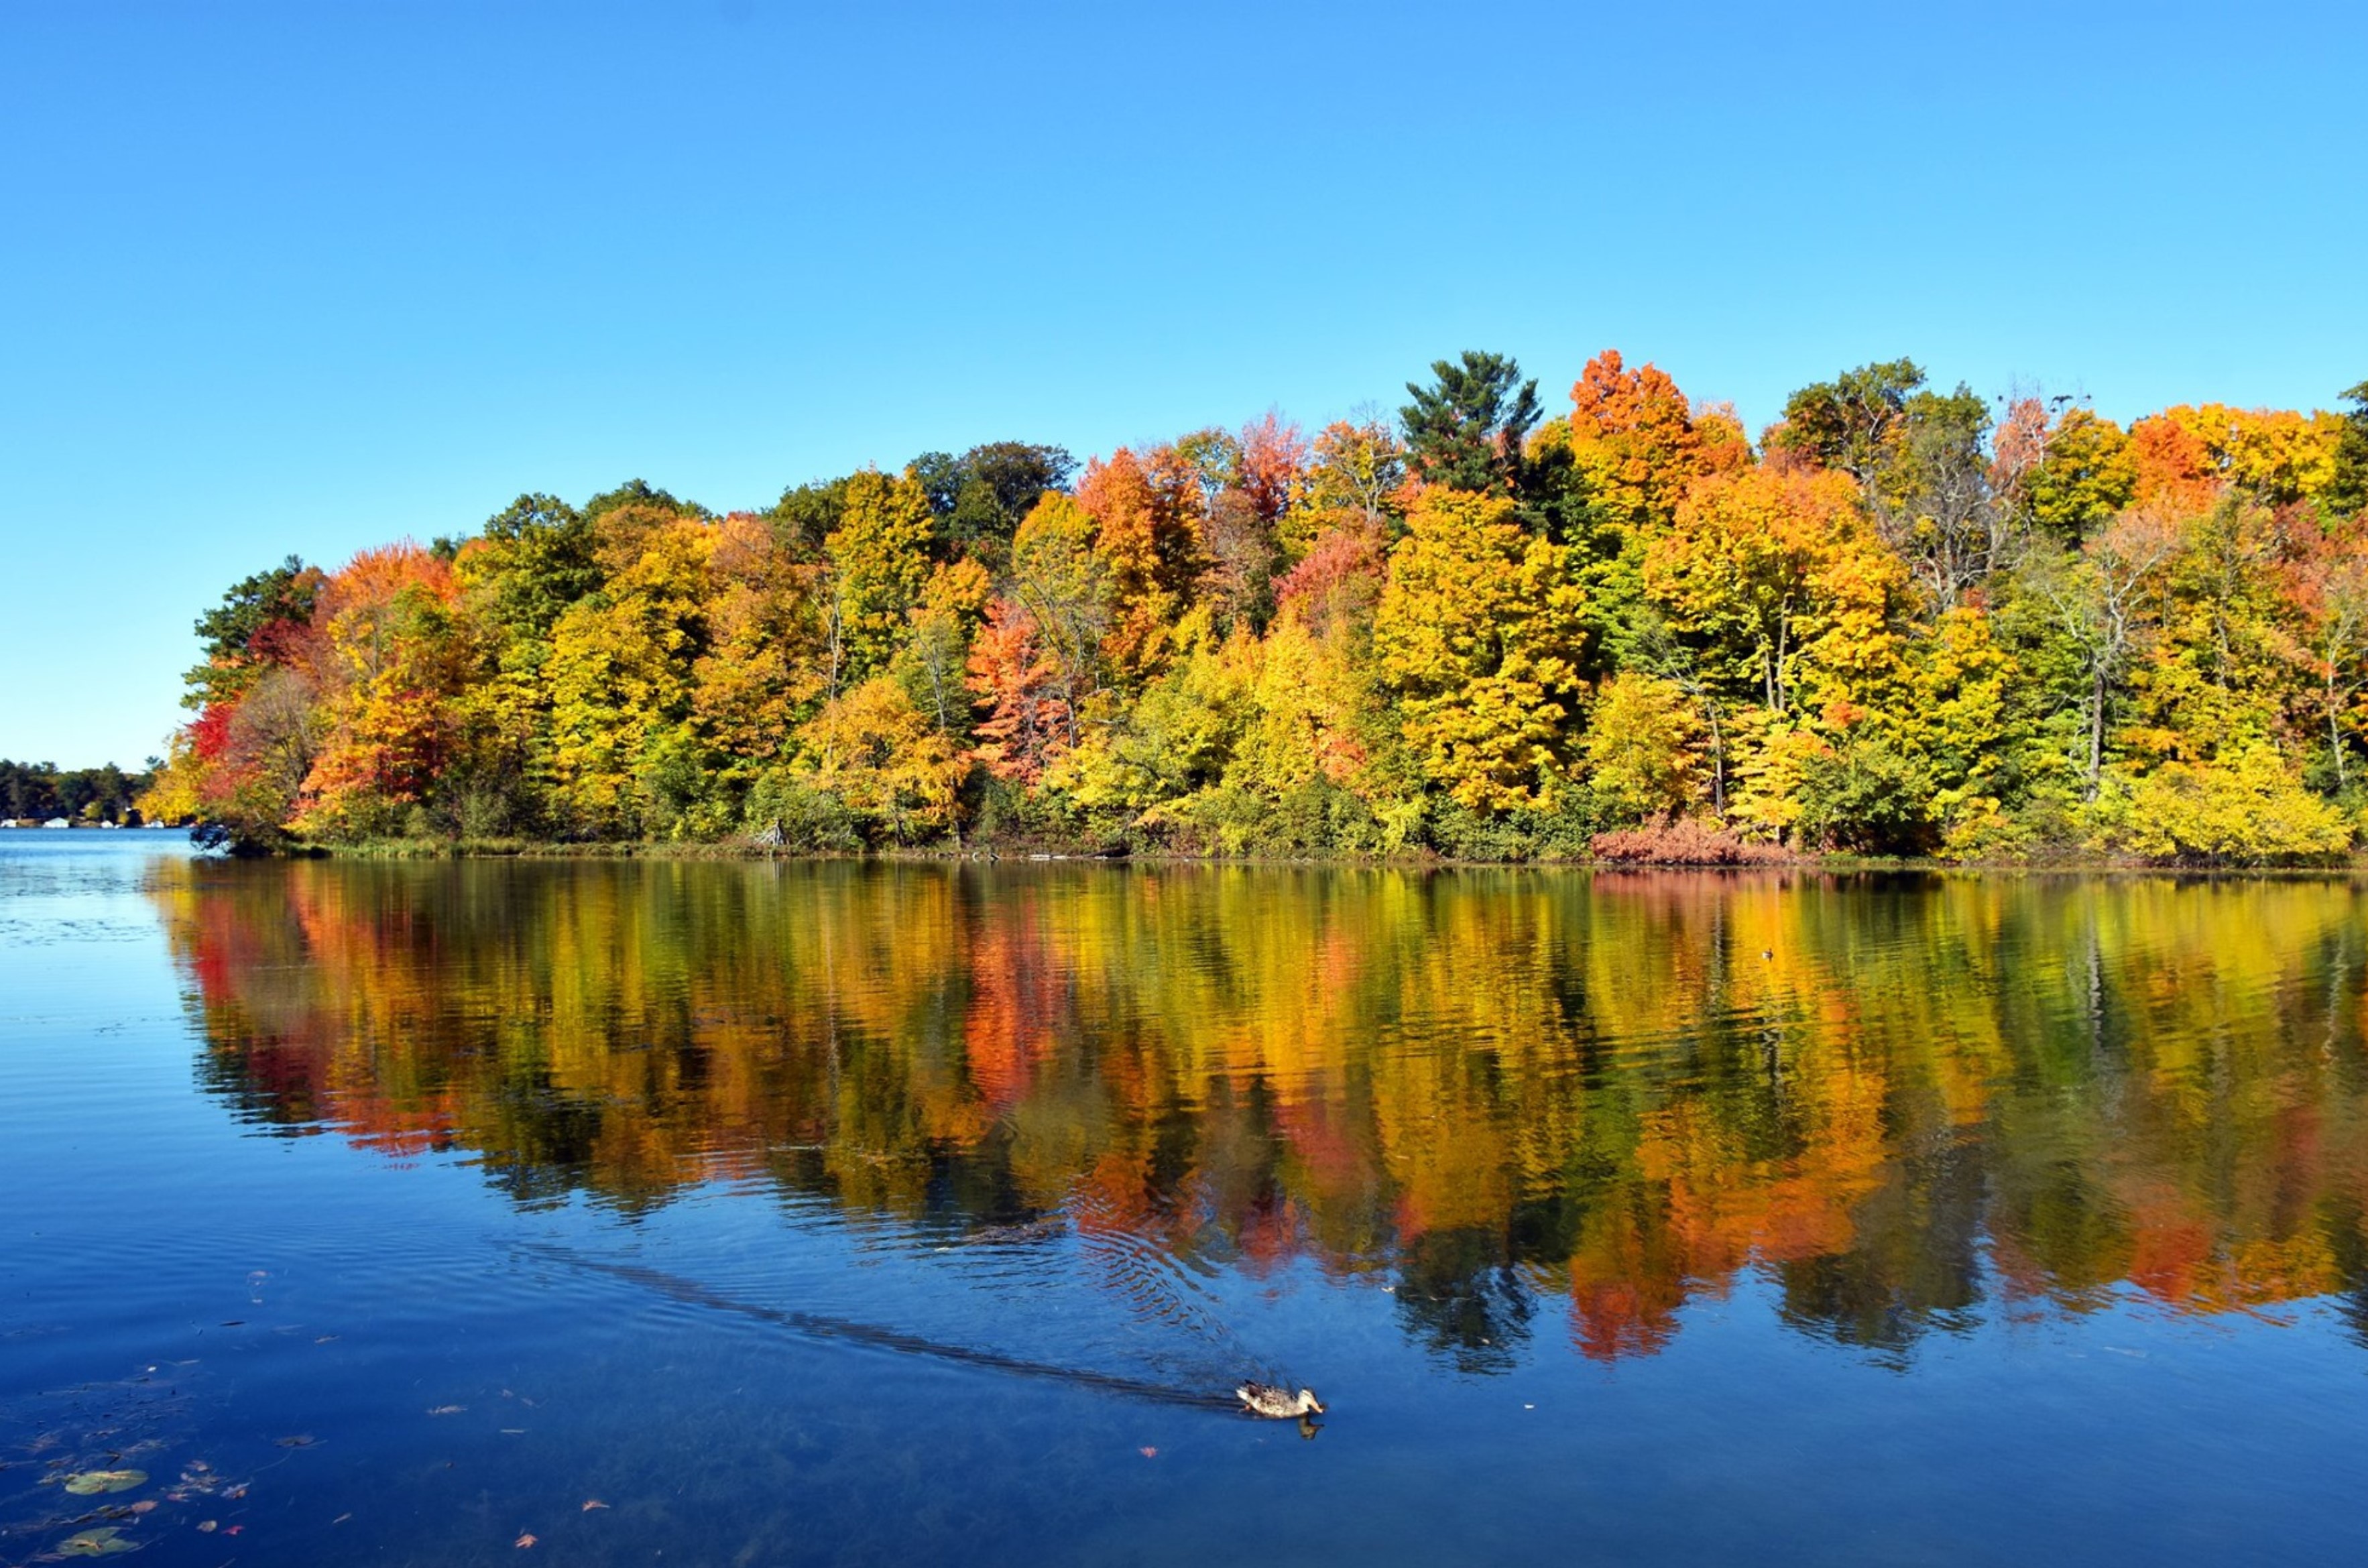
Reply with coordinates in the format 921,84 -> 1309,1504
1374,489 -> 1588,812
1582,672 -> 1704,825
2088,743 -> 2351,863
796,676 -> 966,843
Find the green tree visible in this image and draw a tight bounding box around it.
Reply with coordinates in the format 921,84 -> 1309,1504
909,441 -> 1077,566
1401,351 -> 1542,498
2325,380 -> 2368,522
186,556 -> 323,708
1769,358 -> 1925,483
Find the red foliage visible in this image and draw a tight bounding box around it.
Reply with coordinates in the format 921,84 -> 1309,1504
1274,524 -> 1384,636
1237,411 -> 1307,526
965,599 -> 1071,784
1590,820 -> 1797,865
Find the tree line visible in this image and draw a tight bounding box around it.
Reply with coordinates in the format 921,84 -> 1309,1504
3,759 -> 152,824
143,350 -> 2368,863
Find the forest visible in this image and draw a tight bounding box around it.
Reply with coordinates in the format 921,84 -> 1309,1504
142,350 -> 2368,864
2,758 -> 152,824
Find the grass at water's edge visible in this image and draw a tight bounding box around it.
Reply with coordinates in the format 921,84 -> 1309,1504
277,835 -> 2368,877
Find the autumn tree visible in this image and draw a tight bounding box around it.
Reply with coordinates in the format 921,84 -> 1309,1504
1582,672 -> 1705,825
1075,447 -> 1202,680
692,512 -> 830,774
1006,491 -> 1113,725
2024,504 -> 2182,796
967,600 -> 1073,784
184,555 -> 324,709
896,558 -> 992,738
2006,406 -> 2137,544
1373,487 -> 1588,812
2284,526 -> 2368,791
1544,349 -> 1742,533
1643,467 -> 1899,719
295,544 -> 469,839
823,470 -> 935,691
543,520 -> 716,836
1296,413 -> 1407,554
1767,359 -> 1925,483
797,676 -> 966,843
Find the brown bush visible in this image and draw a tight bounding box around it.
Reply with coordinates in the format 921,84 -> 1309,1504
1588,819 -> 1797,866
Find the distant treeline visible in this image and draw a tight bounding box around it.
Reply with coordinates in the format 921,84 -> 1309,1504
3,759 -> 152,823
144,349 -> 2368,864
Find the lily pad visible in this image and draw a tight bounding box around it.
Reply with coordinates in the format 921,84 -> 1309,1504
62,1469 -> 148,1496
59,1525 -> 138,1556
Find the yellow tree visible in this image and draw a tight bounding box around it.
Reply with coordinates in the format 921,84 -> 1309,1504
693,512 -> 830,774
824,470 -> 935,690
896,558 -> 992,738
544,520 -> 715,835
1643,467 -> 1901,719
1373,488 -> 1589,811
797,676 -> 966,843
1582,672 -> 1706,825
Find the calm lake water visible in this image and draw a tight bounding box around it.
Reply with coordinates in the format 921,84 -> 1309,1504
5,835 -> 2367,1565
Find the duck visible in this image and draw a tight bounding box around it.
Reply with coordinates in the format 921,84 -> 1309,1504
1236,1382 -> 1324,1419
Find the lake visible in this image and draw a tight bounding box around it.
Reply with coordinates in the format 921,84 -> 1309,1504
3,835 -> 2365,1565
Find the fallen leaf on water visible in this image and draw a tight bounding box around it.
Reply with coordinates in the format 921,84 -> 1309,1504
196,1520 -> 217,1533
581,1500 -> 609,1512
127,1501 -> 156,1515
426,1405 -> 465,1416
225,1524 -> 243,1536
224,1485 -> 248,1499
275,1435 -> 315,1448
515,1532 -> 538,1549
62,1469 -> 147,1496
58,1525 -> 137,1556
1138,1447 -> 1158,1458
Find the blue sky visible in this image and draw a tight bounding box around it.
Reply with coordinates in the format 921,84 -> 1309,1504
4,1 -> 2363,768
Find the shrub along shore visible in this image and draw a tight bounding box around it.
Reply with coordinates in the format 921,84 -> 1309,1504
145,350 -> 2368,869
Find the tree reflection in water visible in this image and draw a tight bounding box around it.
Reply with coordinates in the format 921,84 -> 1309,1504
152,859 -> 2368,1366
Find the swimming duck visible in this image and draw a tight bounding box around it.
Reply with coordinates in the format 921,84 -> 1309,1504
1236,1382 -> 1324,1419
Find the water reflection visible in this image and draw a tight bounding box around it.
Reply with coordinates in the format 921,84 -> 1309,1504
152,861 -> 2368,1366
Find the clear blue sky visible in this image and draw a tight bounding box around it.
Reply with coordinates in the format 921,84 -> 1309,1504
5,1 -> 2363,768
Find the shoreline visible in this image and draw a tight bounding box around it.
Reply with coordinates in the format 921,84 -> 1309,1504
235,835 -> 2368,878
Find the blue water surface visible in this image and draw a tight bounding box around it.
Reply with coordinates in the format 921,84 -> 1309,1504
3,834 -> 2364,1565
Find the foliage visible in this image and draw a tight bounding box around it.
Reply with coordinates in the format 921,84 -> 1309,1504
150,350 -> 2368,865
796,676 -> 966,844
1582,672 -> 1704,825
5,760 -> 154,823
2088,744 -> 2351,865
1401,351 -> 1542,498
1374,488 -> 1588,812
